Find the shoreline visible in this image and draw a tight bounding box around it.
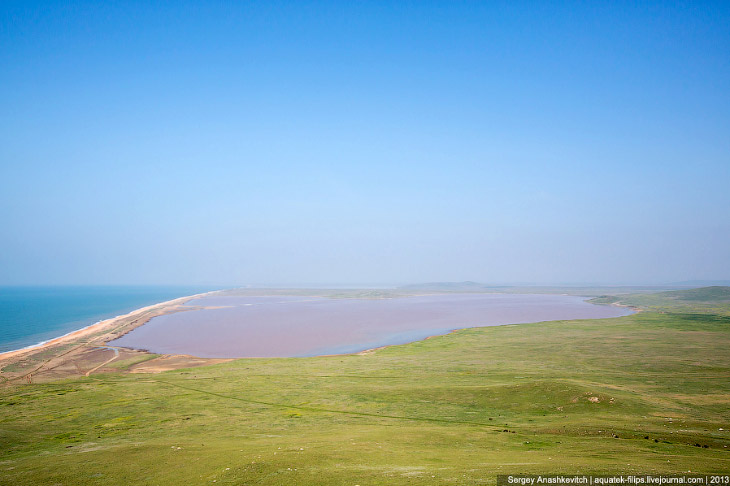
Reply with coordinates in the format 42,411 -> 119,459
263,302 -> 637,359
353,300 -> 637,357
109,294 -> 635,359
0,292 -> 637,383
4,289 -> 588,358
0,291 -> 217,362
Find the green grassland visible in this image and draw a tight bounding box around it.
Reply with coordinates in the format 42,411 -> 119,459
592,286 -> 730,315
106,354 -> 161,371
1,293 -> 729,484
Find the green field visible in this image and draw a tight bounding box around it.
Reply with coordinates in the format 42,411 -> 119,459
601,286 -> 730,315
1,293 -> 729,484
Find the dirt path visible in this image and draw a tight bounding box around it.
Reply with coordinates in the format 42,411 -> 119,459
0,292 -> 219,385
85,347 -> 120,376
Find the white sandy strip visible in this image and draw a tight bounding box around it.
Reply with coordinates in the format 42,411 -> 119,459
0,291 -> 217,363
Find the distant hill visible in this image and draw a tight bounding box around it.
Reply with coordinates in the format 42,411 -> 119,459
398,281 -> 498,291
668,280 -> 730,287
400,282 -> 679,296
604,286 -> 730,316
657,286 -> 730,302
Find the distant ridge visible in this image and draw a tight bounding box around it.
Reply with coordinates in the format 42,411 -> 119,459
657,286 -> 730,302
668,280 -> 730,287
398,281 -> 498,291
397,282 -> 679,294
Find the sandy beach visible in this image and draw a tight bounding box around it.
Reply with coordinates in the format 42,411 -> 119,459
0,291 -> 220,384
1,290 -> 634,382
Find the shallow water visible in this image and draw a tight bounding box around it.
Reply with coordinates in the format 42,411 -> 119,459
0,285 -> 215,354
109,293 -> 632,358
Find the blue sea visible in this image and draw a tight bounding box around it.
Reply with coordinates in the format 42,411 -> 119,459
0,286 -> 218,354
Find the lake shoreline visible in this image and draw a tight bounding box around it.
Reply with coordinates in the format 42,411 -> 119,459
0,290 -> 635,384
0,291 -> 215,362
109,293 -> 634,359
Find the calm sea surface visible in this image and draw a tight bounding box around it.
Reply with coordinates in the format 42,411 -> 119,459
0,286 -> 215,353
110,293 -> 633,358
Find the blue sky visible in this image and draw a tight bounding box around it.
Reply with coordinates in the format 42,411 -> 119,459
1,1 -> 729,286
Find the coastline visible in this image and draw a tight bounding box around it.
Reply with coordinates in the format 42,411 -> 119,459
0,291 -> 217,363
343,299 -> 637,358
109,293 -> 635,359
0,291 -> 637,383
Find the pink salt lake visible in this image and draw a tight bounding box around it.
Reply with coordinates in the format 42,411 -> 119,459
109,293 -> 632,358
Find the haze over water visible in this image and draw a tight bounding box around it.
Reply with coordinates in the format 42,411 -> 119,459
110,294 -> 632,358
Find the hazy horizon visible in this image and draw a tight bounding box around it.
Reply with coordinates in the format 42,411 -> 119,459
2,2 -> 729,286
2,280 -> 730,290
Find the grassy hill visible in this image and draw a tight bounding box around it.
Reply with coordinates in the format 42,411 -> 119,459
658,286 -> 730,301
596,286 -> 730,315
1,301 -> 729,484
